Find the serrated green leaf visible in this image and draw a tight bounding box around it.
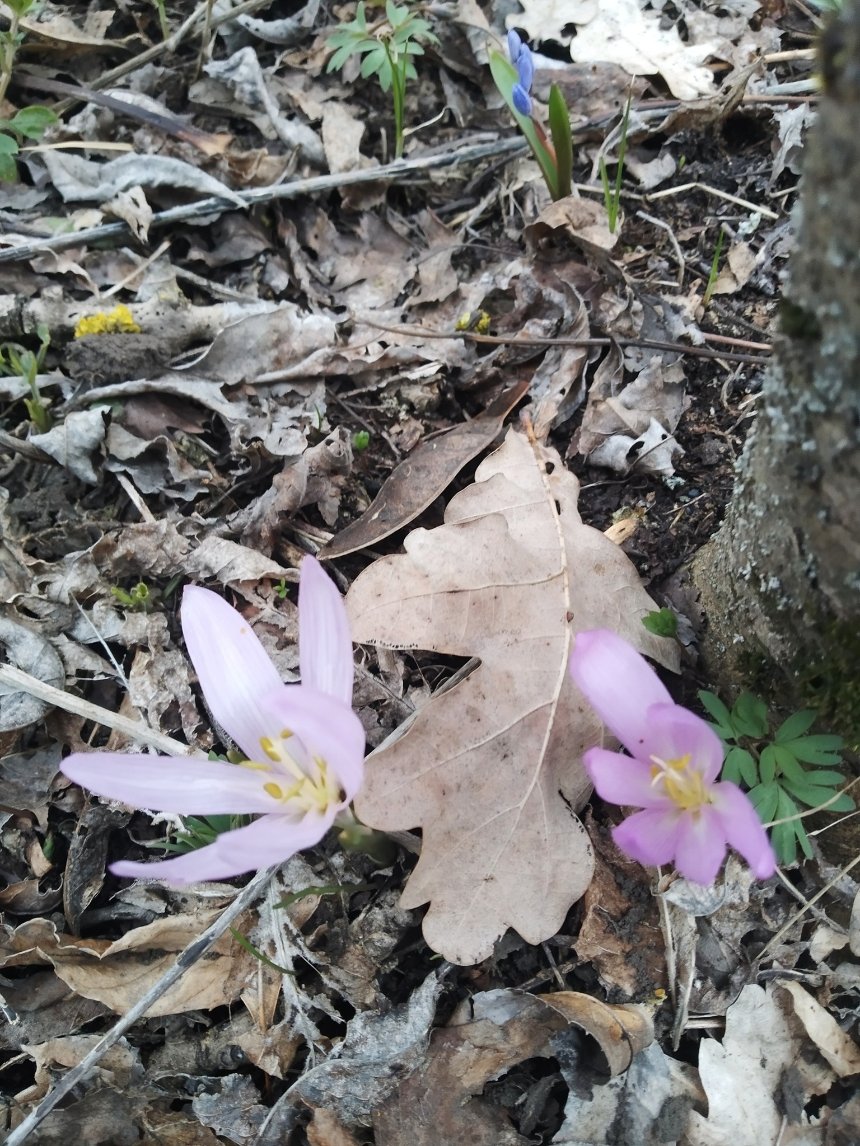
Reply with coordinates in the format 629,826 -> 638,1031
760,744 -> 778,785
774,709 -> 818,742
698,690 -> 734,736
9,105 -> 58,140
723,746 -> 758,788
748,781 -> 780,823
778,734 -> 843,765
731,691 -> 770,738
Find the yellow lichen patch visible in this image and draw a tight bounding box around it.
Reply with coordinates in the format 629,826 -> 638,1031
74,304 -> 141,338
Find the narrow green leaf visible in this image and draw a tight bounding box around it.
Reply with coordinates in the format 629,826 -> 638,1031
697,689 -> 733,735
779,734 -> 843,765
488,49 -> 558,200
774,709 -> 818,742
731,691 -> 769,738
723,746 -> 758,788
748,781 -> 780,823
759,744 -> 778,785
547,83 -> 572,199
781,780 -> 854,812
767,744 -> 809,785
771,788 -> 802,865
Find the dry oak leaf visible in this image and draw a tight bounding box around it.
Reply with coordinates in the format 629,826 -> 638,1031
348,428 -> 678,964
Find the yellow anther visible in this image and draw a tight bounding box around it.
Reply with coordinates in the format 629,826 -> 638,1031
259,737 -> 282,763
280,729 -> 293,740
650,754 -> 710,813
263,781 -> 285,799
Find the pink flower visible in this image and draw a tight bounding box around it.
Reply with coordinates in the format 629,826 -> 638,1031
569,629 -> 775,885
61,557 -> 364,884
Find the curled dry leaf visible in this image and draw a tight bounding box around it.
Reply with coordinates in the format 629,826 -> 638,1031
349,428 -> 678,964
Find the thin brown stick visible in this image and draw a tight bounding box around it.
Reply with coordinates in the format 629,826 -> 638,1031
358,318 -> 773,367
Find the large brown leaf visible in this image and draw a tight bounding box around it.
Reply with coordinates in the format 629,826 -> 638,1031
348,428 -> 679,964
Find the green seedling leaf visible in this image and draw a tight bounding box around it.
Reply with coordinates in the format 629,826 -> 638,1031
9,105 -> 58,140
774,709 -> 818,742
229,926 -> 295,976
547,83 -> 572,199
766,744 -> 811,786
771,787 -> 806,865
641,608 -> 677,638
276,882 -> 375,910
723,745 -> 758,788
759,744 -> 778,785
748,781 -> 780,823
489,49 -> 558,199
0,133 -> 19,183
731,691 -> 770,738
698,689 -> 733,737
778,734 -> 843,765
781,780 -> 854,812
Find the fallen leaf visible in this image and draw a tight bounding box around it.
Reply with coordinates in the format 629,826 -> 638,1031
349,428 -> 678,963
567,0 -> 718,100
320,382 -> 529,560
0,617 -> 65,731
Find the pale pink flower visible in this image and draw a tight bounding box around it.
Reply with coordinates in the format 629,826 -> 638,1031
61,557 -> 364,884
569,629 -> 775,885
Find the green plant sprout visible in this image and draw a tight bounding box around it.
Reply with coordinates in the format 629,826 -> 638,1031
326,1 -> 438,160
352,429 -> 371,451
151,0 -> 170,40
489,31 -> 572,201
699,689 -> 854,865
1,323 -> 52,431
110,581 -> 155,612
703,227 -> 726,307
599,93 -> 631,233
0,0 -> 58,182
641,608 -> 678,638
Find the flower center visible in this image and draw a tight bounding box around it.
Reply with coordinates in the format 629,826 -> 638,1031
649,753 -> 711,812
241,729 -> 343,815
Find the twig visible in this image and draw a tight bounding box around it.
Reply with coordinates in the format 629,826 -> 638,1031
356,318 -> 773,367
0,138 -> 526,266
4,867 -> 275,1145
0,663 -> 195,756
646,181 -> 780,221
0,427 -> 56,464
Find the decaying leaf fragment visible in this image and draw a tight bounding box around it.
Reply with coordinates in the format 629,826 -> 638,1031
349,428 -> 678,963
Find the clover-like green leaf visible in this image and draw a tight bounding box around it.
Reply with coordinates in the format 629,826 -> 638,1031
722,745 -> 758,788
731,692 -> 770,738
774,709 -> 818,742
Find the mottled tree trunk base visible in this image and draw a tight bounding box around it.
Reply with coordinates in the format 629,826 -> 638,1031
690,2 -> 860,740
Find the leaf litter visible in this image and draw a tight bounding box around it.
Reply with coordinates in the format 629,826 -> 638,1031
0,0 -> 857,1143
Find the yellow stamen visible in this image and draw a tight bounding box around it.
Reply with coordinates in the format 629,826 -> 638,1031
649,753 -> 711,812
259,737 -> 282,763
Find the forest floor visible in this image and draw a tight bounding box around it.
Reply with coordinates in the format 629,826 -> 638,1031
1,1 -> 860,1144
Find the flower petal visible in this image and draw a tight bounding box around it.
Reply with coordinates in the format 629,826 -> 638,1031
613,807 -> 684,867
517,46 -> 534,93
261,686 -> 365,800
570,629 -> 672,758
583,747 -> 667,808
212,809 -> 335,870
712,782 -> 776,878
181,586 -> 283,760
643,704 -> 725,782
61,753 -> 284,814
110,810 -> 336,884
673,806 -> 728,884
507,28 -> 523,62
512,83 -> 533,116
298,556 -> 354,704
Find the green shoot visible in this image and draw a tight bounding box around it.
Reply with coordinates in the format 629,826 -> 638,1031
641,608 -> 678,638
110,581 -> 155,612
0,1 -> 57,181
229,927 -> 296,976
703,227 -> 726,308
599,93 -> 631,233
1,323 -> 52,431
352,429 -> 371,451
701,689 -> 854,865
151,0 -> 170,40
326,1 -> 438,160
488,50 -> 559,200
